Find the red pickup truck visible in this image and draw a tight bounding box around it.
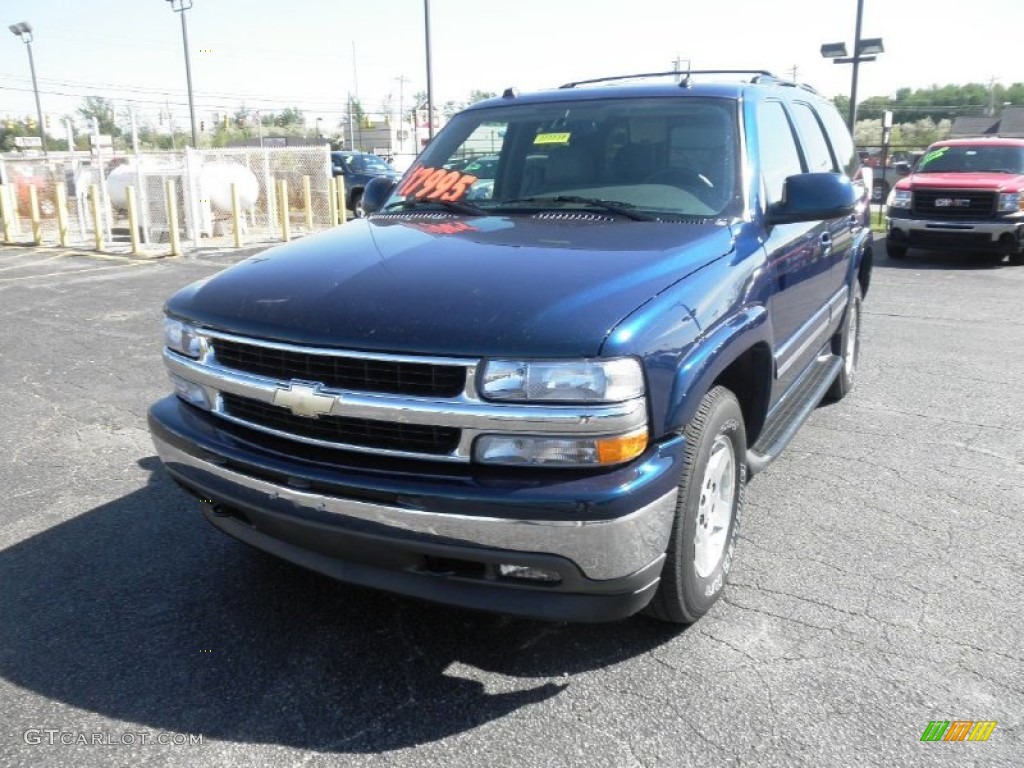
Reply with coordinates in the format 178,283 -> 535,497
885,137 -> 1024,264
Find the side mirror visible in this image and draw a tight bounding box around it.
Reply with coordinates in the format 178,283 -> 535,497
766,173 -> 857,226
893,161 -> 911,177
361,176 -> 397,215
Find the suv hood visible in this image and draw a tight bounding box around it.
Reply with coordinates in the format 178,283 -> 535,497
167,216 -> 734,358
902,171 -> 1024,191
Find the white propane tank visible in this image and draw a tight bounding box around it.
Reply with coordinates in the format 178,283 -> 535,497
106,158 -> 182,209
199,162 -> 259,213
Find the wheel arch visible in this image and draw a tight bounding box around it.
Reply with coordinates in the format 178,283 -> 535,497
663,305 -> 773,445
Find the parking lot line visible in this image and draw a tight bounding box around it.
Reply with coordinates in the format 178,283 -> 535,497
0,253 -> 67,272
0,263 -> 150,283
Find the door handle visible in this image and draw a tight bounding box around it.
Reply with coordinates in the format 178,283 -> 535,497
819,232 -> 833,256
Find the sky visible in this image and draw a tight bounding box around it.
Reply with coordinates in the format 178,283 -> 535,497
1,0 -> 1021,132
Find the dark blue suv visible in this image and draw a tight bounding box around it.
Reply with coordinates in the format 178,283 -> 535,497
151,71 -> 871,624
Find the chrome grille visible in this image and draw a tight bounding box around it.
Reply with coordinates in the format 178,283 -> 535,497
221,393 -> 461,456
212,338 -> 466,398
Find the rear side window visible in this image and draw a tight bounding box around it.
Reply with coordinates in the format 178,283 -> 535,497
815,101 -> 858,179
791,103 -> 837,173
756,101 -> 804,205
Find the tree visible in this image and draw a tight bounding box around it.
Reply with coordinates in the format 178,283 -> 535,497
441,100 -> 461,119
77,96 -> 120,137
274,107 -> 304,127
468,90 -> 497,104
0,116 -> 63,152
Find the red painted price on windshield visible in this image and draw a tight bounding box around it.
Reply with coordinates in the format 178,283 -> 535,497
398,167 -> 479,202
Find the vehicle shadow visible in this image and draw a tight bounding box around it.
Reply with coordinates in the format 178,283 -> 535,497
875,244 -> 1016,271
0,457 -> 681,753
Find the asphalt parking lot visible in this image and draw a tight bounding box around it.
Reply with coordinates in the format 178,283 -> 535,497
0,240 -> 1021,767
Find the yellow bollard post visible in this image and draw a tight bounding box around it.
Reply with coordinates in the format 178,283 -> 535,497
278,179 -> 291,242
126,186 -> 141,256
166,179 -> 181,257
231,182 -> 243,248
28,185 -> 43,245
336,176 -> 348,224
90,184 -> 104,251
327,177 -> 338,228
0,185 -> 12,244
55,182 -> 70,247
5,185 -> 21,236
302,175 -> 313,230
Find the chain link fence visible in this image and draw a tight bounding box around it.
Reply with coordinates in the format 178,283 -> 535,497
0,145 -> 336,255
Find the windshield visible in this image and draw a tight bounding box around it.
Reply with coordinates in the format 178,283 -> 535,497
362,155 -> 395,172
388,97 -> 740,219
917,144 -> 1024,174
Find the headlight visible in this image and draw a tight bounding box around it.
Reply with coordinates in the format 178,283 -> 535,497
998,192 -> 1023,213
479,358 -> 644,403
887,188 -> 912,208
163,317 -> 204,359
474,428 -> 649,467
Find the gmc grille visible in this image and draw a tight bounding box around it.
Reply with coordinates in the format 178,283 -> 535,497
912,190 -> 996,220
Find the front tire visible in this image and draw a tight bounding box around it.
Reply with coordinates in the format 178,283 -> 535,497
351,190 -> 365,219
825,283 -> 863,402
886,241 -> 907,260
644,386 -> 746,624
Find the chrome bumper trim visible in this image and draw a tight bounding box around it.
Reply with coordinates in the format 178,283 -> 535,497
154,434 -> 678,581
889,217 -> 1023,236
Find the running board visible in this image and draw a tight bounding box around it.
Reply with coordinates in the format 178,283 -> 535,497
746,353 -> 843,478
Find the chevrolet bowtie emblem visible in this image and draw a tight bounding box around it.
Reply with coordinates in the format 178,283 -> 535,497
272,382 -> 335,418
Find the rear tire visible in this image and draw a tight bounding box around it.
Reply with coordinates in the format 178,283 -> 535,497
351,190 -> 365,219
1010,251 -> 1024,266
825,283 -> 863,402
644,386 -> 746,624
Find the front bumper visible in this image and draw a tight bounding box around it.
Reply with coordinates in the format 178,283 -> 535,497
149,396 -> 685,622
887,213 -> 1024,253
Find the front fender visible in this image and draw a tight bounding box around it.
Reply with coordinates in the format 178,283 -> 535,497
664,305 -> 771,434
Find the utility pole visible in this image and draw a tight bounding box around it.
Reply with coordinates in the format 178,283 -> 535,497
986,76 -> 997,116
671,55 -> 690,83
395,74 -> 410,154
788,64 -> 799,82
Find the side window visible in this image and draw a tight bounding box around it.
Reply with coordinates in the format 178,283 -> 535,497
756,101 -> 804,205
792,103 -> 837,173
816,101 -> 858,179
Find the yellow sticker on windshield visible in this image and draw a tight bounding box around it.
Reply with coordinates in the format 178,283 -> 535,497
534,132 -> 571,145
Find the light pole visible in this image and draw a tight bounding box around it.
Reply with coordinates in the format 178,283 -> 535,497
8,22 -> 47,155
423,0 -> 435,141
821,0 -> 884,131
165,0 -> 199,149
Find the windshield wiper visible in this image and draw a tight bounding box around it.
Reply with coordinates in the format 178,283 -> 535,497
382,198 -> 487,216
496,195 -> 657,221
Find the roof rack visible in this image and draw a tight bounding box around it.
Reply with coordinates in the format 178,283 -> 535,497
559,70 -> 779,89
